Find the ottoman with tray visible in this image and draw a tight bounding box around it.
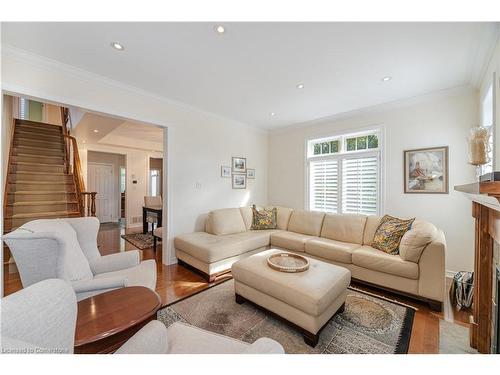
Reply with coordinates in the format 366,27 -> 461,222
231,249 -> 351,346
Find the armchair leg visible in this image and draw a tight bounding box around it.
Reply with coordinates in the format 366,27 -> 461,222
153,236 -> 157,252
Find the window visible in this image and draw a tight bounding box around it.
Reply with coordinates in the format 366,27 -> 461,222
19,97 -> 29,120
481,84 -> 494,174
120,167 -> 126,193
149,169 -> 161,197
308,130 -> 381,215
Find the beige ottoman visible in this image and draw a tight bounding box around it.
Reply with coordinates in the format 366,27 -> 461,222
232,249 -> 351,347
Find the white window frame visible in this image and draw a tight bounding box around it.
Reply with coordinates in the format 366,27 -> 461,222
305,127 -> 384,215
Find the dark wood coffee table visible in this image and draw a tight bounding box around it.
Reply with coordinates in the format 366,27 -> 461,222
74,286 -> 162,354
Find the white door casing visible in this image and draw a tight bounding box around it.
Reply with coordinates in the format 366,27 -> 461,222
88,163 -> 115,223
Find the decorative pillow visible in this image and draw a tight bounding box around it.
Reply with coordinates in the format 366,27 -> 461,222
251,205 -> 277,230
399,220 -> 437,262
372,215 -> 415,255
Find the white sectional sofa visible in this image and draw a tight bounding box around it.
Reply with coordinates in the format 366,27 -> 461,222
174,206 -> 446,310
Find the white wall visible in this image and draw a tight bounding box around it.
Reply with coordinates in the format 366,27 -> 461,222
268,87 -> 478,273
1,47 -> 268,265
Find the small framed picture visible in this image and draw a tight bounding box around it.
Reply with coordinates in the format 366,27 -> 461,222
246,169 -> 255,179
221,166 -> 231,178
232,157 -> 246,173
404,146 -> 449,194
232,174 -> 247,189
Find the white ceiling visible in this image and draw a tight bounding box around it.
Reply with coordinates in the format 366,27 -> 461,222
73,112 -> 163,151
2,22 -> 498,129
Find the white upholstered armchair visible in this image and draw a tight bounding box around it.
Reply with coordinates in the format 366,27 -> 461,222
3,217 -> 157,301
0,279 -> 284,354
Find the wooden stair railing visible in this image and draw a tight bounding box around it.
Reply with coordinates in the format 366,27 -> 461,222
60,107 -> 97,217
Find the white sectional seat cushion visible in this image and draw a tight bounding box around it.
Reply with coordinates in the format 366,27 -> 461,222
21,219 -> 93,281
205,208 -> 247,235
399,220 -> 438,263
175,230 -> 278,263
266,206 -> 294,230
362,215 -> 382,245
287,210 -> 325,236
352,246 -> 419,279
320,214 -> 367,244
305,237 -> 361,264
270,231 -> 316,252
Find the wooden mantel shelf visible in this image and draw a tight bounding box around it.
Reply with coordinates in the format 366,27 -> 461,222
454,181 -> 500,212
455,174 -> 500,354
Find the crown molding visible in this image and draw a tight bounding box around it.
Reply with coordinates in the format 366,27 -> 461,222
270,84 -> 476,134
1,44 -> 267,135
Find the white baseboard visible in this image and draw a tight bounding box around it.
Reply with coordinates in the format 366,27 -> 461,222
446,270 -> 458,278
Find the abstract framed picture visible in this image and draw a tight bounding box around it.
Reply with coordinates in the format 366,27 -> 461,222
221,166 -> 231,178
404,146 -> 449,194
246,168 -> 255,179
232,174 -> 246,189
232,157 -> 246,174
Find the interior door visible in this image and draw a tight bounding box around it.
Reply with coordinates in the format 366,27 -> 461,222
88,163 -> 114,223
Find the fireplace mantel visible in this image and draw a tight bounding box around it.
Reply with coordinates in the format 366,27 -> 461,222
455,181 -> 500,212
455,177 -> 500,353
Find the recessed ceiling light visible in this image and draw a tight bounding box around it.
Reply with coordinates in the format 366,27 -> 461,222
214,25 -> 225,34
270,112 -> 276,117
382,76 -> 392,82
93,129 -> 99,133
111,41 -> 124,51
82,140 -> 86,144
296,83 -> 304,89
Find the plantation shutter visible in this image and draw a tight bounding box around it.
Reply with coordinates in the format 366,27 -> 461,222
342,155 -> 378,215
309,159 -> 339,213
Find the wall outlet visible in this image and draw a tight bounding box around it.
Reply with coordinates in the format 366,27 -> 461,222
195,182 -> 202,189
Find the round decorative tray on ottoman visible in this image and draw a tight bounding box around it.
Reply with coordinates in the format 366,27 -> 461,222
267,252 -> 310,273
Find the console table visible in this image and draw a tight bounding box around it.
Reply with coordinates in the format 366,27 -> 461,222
455,175 -> 500,353
74,286 -> 162,354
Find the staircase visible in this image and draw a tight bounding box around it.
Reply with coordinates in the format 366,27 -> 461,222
4,119 -> 81,233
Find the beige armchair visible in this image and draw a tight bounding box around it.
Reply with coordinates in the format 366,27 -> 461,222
3,217 -> 157,301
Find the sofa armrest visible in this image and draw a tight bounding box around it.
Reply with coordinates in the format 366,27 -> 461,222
0,279 -> 77,353
71,277 -> 127,293
115,321 -> 169,354
90,251 -> 140,274
241,338 -> 285,354
418,229 -> 446,302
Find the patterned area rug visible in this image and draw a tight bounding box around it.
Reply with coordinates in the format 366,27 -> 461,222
157,279 -> 415,354
121,233 -> 154,250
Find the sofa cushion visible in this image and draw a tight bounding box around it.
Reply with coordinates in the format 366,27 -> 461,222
251,206 -> 278,230
266,206 -> 294,230
320,213 -> 367,244
363,215 -> 382,245
287,210 -> 325,236
175,230 -> 277,263
270,231 -> 316,252
352,246 -> 419,279
305,237 -> 361,264
372,215 -> 415,255
205,208 -> 247,235
21,219 -> 93,281
399,220 -> 438,263
239,207 -> 253,230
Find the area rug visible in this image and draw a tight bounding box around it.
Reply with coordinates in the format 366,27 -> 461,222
121,233 -> 154,250
439,320 -> 477,354
157,279 -> 415,354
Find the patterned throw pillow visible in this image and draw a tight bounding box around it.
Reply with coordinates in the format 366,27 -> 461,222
372,215 -> 415,255
251,205 -> 277,230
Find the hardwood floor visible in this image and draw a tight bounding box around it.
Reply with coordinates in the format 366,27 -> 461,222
3,222 -> 471,354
